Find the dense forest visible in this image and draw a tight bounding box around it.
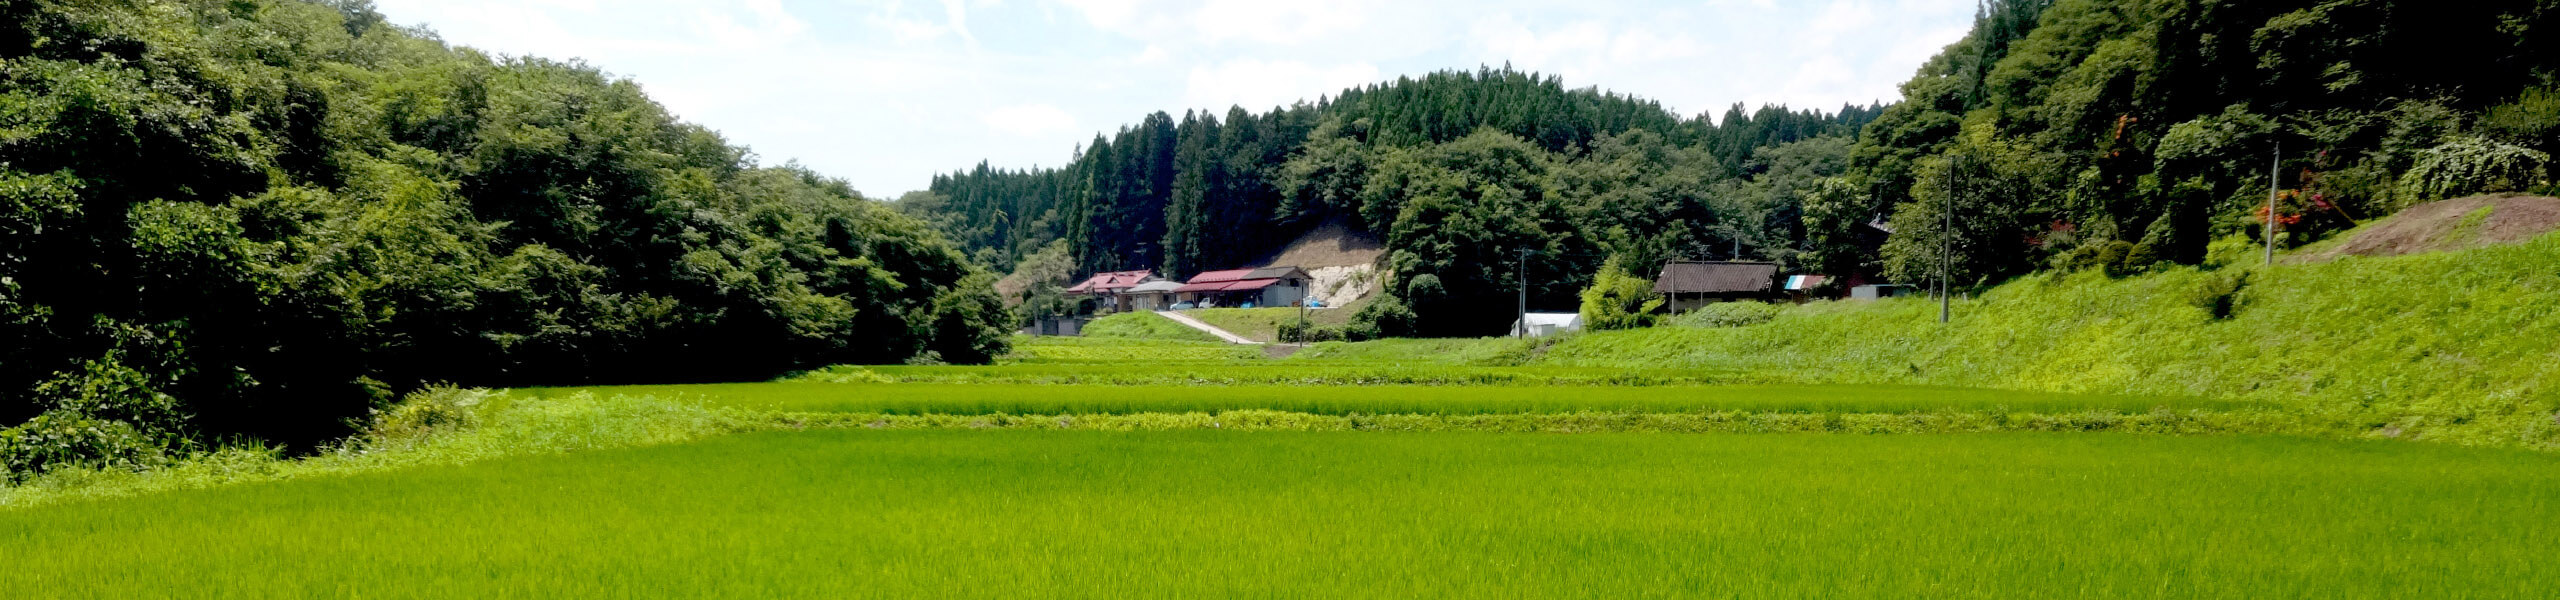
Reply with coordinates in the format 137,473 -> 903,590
901,68 -> 1884,334
906,0 -> 2559,338
1,0 -> 1010,473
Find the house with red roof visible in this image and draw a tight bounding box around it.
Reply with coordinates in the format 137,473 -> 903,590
1174,266 -> 1313,308
1064,270 -> 1160,312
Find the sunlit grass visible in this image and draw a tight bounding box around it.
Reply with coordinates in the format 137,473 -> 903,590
5,431 -> 2553,598
525,381 -> 2257,416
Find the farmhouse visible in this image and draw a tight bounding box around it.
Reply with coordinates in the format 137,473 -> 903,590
1065,270 -> 1160,312
1119,280 -> 1184,311
1654,261 -> 1781,312
1175,266 -> 1314,308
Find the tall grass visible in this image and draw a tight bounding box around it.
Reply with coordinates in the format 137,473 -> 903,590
0,389 -> 757,509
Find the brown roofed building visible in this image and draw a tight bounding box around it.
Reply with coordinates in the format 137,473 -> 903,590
1654,261 -> 1781,312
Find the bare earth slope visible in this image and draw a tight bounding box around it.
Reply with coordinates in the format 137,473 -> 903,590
2296,194 -> 2560,262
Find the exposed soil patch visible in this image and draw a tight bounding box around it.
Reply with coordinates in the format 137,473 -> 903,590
1259,220 -> 1386,269
2294,195 -> 2560,263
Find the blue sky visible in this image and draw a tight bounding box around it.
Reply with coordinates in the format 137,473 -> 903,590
371,0 -> 1977,197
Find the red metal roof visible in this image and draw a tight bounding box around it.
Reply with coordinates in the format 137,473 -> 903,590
1065,270 -> 1155,294
1220,279 -> 1280,291
1183,269 -> 1257,284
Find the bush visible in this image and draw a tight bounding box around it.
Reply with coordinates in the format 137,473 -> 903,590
0,355 -> 193,481
1670,302 -> 1783,328
2397,137 -> 2552,203
1352,295 -> 1420,338
1578,259 -> 1663,331
0,412 -> 172,481
360,386 -> 487,442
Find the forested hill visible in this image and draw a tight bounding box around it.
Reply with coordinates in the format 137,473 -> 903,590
899,68 -> 1884,279
907,0 -> 2558,339
0,0 -> 1010,457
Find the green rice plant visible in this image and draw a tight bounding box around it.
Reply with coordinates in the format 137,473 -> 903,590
530,382 -> 2253,417
995,336 -> 1261,364
5,431 -> 2555,598
782,363 -> 1742,386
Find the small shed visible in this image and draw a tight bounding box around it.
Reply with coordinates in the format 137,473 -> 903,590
1654,261 -> 1781,312
1511,313 -> 1584,338
1850,284 -> 1917,300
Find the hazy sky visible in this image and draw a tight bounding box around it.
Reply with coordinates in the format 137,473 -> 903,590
371,0 -> 1977,197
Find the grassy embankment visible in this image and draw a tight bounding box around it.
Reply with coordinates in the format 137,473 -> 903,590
1075,311 -> 1221,342
1301,233 -> 2560,448
1185,306 -> 1359,342
7,430 -> 2556,598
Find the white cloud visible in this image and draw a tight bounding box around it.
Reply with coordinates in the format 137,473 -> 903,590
982,104 -> 1082,137
1192,0 -> 1369,45
375,0 -> 1978,195
1181,59 -> 1380,112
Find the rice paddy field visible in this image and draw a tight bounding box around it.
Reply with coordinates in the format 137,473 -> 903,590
5,336 -> 2555,597
6,431 -> 2556,598
522,381 -> 2260,417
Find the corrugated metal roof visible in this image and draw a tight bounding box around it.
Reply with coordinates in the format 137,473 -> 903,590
1066,270 -> 1155,294
1243,266 -> 1307,280
1653,262 -> 1780,294
1784,275 -> 1830,291
1221,279 -> 1280,291
1123,280 -> 1183,293
1183,269 -> 1257,284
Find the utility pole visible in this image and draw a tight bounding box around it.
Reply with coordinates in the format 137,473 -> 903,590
1517,247 -> 1530,339
2265,140 -> 2281,266
1940,153 -> 1955,324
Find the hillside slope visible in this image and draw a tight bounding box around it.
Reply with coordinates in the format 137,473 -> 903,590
2293,195 -> 2560,262
1309,230 -> 2560,449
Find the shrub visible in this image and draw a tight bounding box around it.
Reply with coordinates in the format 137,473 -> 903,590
0,355 -> 194,481
2397,136 -> 2552,203
2182,270 -> 2251,320
361,386 -> 487,441
1352,295 -> 1420,338
1671,302 -> 1783,328
1578,259 -> 1663,331
2479,87 -> 2560,153
0,412 -> 172,481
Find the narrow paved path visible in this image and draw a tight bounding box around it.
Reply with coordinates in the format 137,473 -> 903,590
1155,310 -> 1263,345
